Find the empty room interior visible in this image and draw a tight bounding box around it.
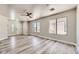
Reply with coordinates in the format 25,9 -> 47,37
0,4 -> 79,54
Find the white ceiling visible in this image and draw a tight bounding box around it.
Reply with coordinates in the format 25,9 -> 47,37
0,4 -> 76,20
12,4 -> 34,12
10,4 -> 77,21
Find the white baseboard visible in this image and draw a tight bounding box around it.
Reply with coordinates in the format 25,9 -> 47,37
30,34 -> 76,46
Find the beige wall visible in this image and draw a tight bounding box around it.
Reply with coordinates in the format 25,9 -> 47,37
0,5 -> 9,41
29,8 -> 76,44
77,5 -> 79,53
8,13 -> 28,36
23,22 -> 28,35
16,16 -> 28,35
0,15 -> 9,41
16,19 -> 22,35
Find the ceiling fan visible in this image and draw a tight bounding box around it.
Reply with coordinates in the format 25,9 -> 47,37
20,9 -> 32,18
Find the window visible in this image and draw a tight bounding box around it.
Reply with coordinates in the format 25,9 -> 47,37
11,20 -> 16,33
32,21 -> 37,32
10,9 -> 16,34
37,22 -> 40,32
57,17 -> 67,35
49,19 -> 56,34
32,21 -> 40,32
49,17 -> 67,35
11,23 -> 15,32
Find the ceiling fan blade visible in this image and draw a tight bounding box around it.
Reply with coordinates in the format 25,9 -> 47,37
29,13 -> 32,15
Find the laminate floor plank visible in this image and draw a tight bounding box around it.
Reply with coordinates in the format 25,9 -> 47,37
0,36 -> 75,54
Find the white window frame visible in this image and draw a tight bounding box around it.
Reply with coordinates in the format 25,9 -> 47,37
32,21 -> 40,32
49,19 -> 56,34
37,22 -> 40,32
32,21 -> 37,32
57,17 -> 67,35
11,20 -> 16,33
49,17 -> 67,35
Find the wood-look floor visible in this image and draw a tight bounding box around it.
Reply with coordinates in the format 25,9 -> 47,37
0,36 -> 75,54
